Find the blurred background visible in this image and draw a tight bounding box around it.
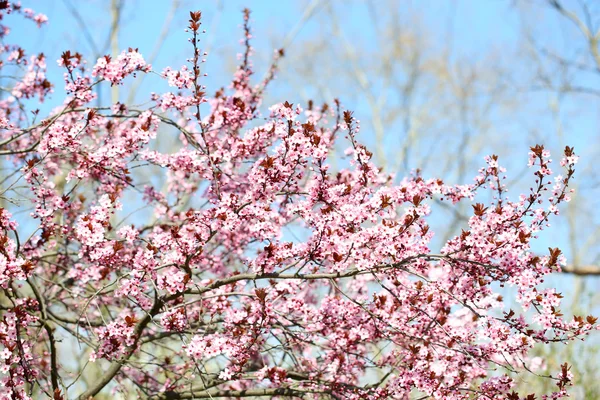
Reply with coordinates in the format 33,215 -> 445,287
7,0 -> 600,397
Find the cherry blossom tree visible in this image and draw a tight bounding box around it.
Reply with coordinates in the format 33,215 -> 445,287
0,3 -> 597,399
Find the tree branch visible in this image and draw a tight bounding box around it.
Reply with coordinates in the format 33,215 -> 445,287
75,293 -> 178,399
560,264 -> 600,276
153,387 -> 328,399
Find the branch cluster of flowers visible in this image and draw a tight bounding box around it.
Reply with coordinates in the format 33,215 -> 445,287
0,3 -> 597,399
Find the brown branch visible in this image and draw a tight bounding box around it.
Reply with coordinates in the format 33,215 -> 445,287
186,255 -> 423,296
185,256 -> 600,301
153,387 -> 328,399
561,264 -> 600,276
27,278 -> 60,393
75,293 -> 179,400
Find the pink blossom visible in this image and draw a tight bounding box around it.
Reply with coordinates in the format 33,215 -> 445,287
0,6 -> 594,400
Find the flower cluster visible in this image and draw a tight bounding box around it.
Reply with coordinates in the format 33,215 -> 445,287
0,301 -> 39,399
90,316 -> 137,362
0,209 -> 30,288
0,4 -> 596,400
92,48 -> 150,85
